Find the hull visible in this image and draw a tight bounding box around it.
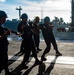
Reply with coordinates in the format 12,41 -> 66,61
52,23 -> 74,40
4,20 -> 20,31
55,32 -> 74,40
4,20 -> 74,40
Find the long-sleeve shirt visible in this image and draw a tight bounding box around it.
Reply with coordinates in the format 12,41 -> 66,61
0,25 -> 9,47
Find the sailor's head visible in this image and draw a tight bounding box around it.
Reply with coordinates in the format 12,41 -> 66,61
34,16 -> 40,22
44,16 -> 50,24
20,13 -> 28,22
0,10 -> 8,24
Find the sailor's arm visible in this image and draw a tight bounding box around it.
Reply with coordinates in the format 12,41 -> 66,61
49,22 -> 54,28
37,24 -> 43,29
4,27 -> 22,36
0,30 -> 10,39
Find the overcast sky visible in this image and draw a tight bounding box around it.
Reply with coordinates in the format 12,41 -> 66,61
0,0 -> 71,22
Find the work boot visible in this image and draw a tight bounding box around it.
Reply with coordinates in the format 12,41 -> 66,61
37,48 -> 42,51
36,50 -> 39,53
35,60 -> 42,65
21,63 -> 28,69
41,57 -> 47,61
56,52 -> 62,56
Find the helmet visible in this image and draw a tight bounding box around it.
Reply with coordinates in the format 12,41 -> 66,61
44,16 -> 50,22
35,16 -> 40,20
20,13 -> 28,19
0,10 -> 7,18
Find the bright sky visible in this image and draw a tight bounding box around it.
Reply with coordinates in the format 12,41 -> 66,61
0,0 -> 71,23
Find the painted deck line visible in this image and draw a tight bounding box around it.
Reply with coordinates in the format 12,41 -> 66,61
8,55 -> 74,65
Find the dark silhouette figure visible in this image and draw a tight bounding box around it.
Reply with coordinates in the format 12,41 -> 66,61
18,13 -> 41,69
32,16 -> 42,53
40,16 -> 62,61
0,10 -> 15,75
17,13 -> 30,53
17,22 -> 26,53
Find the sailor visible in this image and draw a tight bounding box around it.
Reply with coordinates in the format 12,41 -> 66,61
0,10 -> 15,75
40,16 -> 62,61
32,16 -> 42,53
18,13 -> 41,69
17,13 -> 28,53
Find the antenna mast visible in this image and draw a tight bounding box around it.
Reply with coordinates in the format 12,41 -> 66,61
41,6 -> 43,22
70,0 -> 74,31
71,0 -> 74,26
16,6 -> 22,20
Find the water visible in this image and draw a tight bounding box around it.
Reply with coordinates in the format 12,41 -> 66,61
7,33 -> 74,43
7,34 -> 22,41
